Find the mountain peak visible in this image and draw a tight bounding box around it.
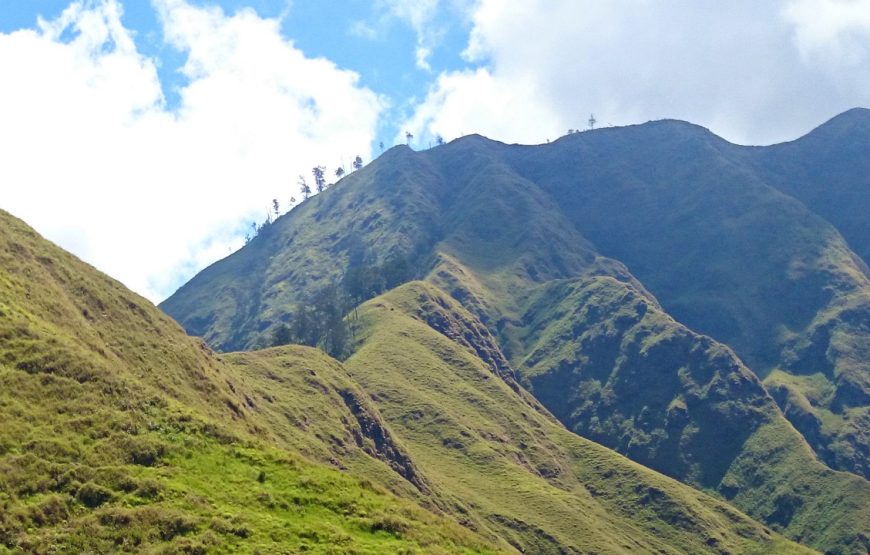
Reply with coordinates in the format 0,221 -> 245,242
801,106 -> 870,141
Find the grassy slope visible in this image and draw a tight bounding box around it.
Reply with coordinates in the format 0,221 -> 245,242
159,114 -> 870,550
419,137 -> 869,553
1,208 -> 816,554
160,146 -> 447,352
509,119 -> 870,478
0,209 -> 498,554
751,108 -> 870,267
510,274 -> 869,553
343,281 -> 809,554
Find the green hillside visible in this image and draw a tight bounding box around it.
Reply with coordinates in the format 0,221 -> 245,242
342,281 -> 810,554
0,209 -> 497,554
161,110 -> 870,553
0,209 -> 820,553
752,108 -> 870,267
511,115 -> 870,479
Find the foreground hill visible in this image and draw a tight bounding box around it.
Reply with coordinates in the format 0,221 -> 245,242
162,110 -> 870,553
1,210 -> 818,552
0,210 -> 495,553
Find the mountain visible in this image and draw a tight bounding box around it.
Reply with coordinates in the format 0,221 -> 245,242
0,209 -> 496,553
162,109 -> 870,554
1,209 -> 819,553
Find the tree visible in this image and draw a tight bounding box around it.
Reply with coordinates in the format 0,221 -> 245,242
298,175 -> 311,200
352,156 -> 363,171
588,113 -> 596,130
271,323 -> 292,346
335,167 -> 345,180
436,135 -> 444,146
379,141 -> 384,153
313,166 -> 326,193
405,131 -> 413,145
272,198 -> 280,218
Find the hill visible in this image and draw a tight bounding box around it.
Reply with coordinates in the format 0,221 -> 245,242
162,110 -> 870,553
0,209 -> 496,553
1,209 -> 822,553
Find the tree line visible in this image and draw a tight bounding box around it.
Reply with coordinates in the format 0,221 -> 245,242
246,155 -> 365,244
268,254 -> 414,358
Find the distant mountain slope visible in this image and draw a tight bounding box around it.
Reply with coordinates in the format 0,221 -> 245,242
751,108 -> 870,268
160,110 -> 870,552
342,281 -> 810,554
504,115 -> 870,478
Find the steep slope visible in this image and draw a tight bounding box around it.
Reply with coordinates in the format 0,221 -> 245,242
160,146 -> 447,352
342,281 -> 809,554
161,110 -> 870,551
506,118 -> 870,478
1,209 -> 817,554
752,108 -> 870,267
511,274 -> 868,552
0,209 -> 498,553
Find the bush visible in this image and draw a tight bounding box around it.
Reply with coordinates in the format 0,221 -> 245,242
76,482 -> 113,508
370,514 -> 410,536
124,437 -> 167,467
29,494 -> 71,526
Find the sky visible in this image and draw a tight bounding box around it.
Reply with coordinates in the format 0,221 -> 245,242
1,0 -> 869,303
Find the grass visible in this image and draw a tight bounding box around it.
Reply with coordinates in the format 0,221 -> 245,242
159,119 -> 870,553
0,209 -> 500,554
341,281 -> 814,554
1,207 -> 811,553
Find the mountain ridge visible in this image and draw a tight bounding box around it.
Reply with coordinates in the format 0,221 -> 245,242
161,109 -> 870,553
1,208 -> 821,553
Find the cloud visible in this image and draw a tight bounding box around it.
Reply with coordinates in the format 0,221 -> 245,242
0,0 -> 383,302
403,0 -> 870,146
783,0 -> 870,70
379,0 -> 442,70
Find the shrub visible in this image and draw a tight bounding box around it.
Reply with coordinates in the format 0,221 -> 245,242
77,482 -> 113,508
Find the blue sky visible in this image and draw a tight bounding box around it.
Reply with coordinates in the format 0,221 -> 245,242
1,0 -> 474,151
2,0 -> 869,302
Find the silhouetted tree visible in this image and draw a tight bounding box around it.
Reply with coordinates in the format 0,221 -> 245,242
335,167 -> 345,180
436,135 -> 444,146
381,255 -> 412,289
313,166 -> 327,193
588,113 -> 596,130
271,323 -> 292,346
298,175 -> 311,200
352,156 -> 363,171
379,141 -> 385,153
272,198 -> 280,218
405,131 -> 413,145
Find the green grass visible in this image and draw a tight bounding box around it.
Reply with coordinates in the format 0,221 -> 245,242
159,119 -> 870,553
0,209 -> 500,554
1,207 -> 811,553
341,281 -> 813,554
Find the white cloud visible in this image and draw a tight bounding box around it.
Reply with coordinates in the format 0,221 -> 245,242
404,0 -> 870,146
0,0 -> 383,302
783,0 -> 870,70
380,0 -> 442,70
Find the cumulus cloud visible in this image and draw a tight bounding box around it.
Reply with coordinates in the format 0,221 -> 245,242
404,0 -> 870,146
784,0 -> 870,70
379,0 -> 442,70
0,0 -> 383,302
